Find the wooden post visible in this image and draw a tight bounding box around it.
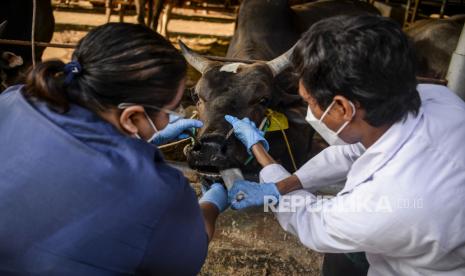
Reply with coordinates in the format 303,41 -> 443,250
105,0 -> 113,23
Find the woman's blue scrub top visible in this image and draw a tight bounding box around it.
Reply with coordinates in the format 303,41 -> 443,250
0,86 -> 208,275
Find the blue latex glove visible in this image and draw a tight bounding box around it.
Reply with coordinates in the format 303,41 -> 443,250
228,180 -> 280,210
152,115 -> 203,145
224,115 -> 269,154
199,183 -> 229,212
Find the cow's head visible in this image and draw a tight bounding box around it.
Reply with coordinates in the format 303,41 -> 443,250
0,21 -> 23,90
179,41 -> 299,173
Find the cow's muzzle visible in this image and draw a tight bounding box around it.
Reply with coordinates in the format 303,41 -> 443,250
185,133 -> 240,172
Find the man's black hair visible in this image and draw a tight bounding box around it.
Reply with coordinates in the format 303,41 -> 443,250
293,15 -> 421,127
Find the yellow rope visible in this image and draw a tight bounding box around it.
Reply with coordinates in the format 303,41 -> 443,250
157,137 -> 193,150
157,111 -> 199,150
267,111 -> 298,172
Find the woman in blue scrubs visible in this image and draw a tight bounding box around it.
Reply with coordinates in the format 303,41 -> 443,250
0,23 -> 227,275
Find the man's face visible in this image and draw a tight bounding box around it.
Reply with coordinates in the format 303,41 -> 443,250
298,79 -> 359,144
299,80 -> 341,131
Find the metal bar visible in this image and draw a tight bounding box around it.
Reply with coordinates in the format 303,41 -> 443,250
0,39 -> 76,49
203,55 -> 261,64
32,0 -> 37,67
404,0 -> 412,27
0,38 -> 449,88
411,0 -> 420,24
0,39 -> 258,63
86,0 -> 131,5
166,31 -> 232,40
439,0 -> 448,18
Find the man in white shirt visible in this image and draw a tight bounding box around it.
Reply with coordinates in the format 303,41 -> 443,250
224,15 -> 465,275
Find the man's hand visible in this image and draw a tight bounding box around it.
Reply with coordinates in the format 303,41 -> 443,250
228,180 -> 280,210
199,183 -> 229,212
152,115 -> 203,145
224,115 -> 269,154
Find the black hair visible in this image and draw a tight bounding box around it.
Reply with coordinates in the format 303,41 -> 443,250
293,15 -> 420,127
25,23 -> 186,113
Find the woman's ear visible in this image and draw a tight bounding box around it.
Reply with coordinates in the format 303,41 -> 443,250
119,105 -> 146,135
333,95 -> 355,121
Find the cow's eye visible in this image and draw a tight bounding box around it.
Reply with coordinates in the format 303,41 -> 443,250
190,87 -> 199,103
259,97 -> 270,106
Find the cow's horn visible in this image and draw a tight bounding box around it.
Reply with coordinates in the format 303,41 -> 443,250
266,44 -> 296,76
178,40 -> 212,74
0,21 -> 7,35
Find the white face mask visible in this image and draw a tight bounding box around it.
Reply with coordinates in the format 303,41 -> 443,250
118,103 -> 159,143
305,101 -> 356,146
134,111 -> 158,143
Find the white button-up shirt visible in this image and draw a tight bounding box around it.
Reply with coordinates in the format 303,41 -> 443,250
260,84 -> 465,275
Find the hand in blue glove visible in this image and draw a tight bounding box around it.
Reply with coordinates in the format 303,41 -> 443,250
224,115 -> 269,154
199,183 -> 229,212
152,114 -> 203,145
228,180 -> 280,210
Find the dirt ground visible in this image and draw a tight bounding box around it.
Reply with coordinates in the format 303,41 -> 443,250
44,3 -> 323,275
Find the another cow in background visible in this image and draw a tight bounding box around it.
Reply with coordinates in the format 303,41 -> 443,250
0,0 -> 55,89
406,15 -> 464,80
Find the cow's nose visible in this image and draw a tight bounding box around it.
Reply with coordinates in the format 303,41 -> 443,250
186,133 -> 231,171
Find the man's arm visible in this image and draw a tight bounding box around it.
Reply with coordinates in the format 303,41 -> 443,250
274,188 -> 405,254
251,142 -> 277,167
276,175 -> 303,194
293,143 -> 365,190
258,143 -> 365,192
225,114 -> 364,191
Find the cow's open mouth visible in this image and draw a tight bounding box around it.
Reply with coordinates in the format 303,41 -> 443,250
185,142 -> 230,172
185,138 -> 261,186
184,142 -> 226,186
184,133 -> 248,187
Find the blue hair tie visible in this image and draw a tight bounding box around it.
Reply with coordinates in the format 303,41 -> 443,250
64,60 -> 82,85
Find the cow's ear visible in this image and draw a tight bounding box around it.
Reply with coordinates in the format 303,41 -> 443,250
2,52 -> 23,68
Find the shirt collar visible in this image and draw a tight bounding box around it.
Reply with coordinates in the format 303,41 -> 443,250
339,108 -> 424,194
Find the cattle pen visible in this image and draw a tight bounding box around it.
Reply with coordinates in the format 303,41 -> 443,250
1,0 -> 465,275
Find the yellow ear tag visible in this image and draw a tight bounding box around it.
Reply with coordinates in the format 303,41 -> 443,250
266,109 -> 289,132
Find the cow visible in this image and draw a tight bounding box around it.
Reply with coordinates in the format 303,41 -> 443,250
133,0 -> 182,35
0,0 -> 55,89
134,0 -> 163,30
181,0 -> 379,177
291,0 -> 380,33
0,21 -> 23,90
133,0 -> 239,36
405,15 -> 464,80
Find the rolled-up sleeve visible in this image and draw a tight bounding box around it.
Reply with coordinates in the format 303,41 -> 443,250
260,144 -> 364,190
259,163 -> 292,183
